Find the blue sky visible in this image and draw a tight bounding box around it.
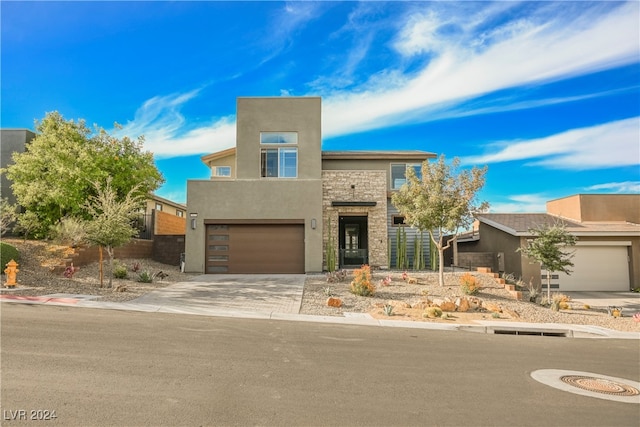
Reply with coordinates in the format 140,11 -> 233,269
2,1 -> 639,211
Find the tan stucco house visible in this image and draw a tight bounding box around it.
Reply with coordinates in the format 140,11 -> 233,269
457,194 -> 640,291
184,97 -> 435,274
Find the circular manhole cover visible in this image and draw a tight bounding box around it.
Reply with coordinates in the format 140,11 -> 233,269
531,369 -> 640,404
560,375 -> 640,396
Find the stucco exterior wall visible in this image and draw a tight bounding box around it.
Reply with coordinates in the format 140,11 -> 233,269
547,194 -> 640,223
236,97 -> 321,180
322,170 -> 388,269
207,153 -> 237,179
458,222 -> 525,278
185,179 -> 323,273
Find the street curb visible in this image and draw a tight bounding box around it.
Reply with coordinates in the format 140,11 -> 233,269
2,297 -> 639,339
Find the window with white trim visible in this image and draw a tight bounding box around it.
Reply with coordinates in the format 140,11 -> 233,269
391,163 -> 422,189
260,132 -> 298,178
211,166 -> 231,177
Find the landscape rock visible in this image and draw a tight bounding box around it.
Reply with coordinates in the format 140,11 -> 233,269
456,297 -> 470,312
439,301 -> 456,312
326,297 -> 343,308
484,302 -> 502,313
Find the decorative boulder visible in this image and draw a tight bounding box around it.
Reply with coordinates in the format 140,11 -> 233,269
456,297 -> 470,312
326,297 -> 343,308
439,301 -> 456,312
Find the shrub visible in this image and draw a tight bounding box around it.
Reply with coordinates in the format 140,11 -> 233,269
113,263 -> 129,279
423,306 -> 442,318
0,242 -> 20,271
63,264 -> 79,279
460,273 -> 479,295
550,292 -> 570,311
326,269 -> 347,283
50,216 -> 87,247
137,271 -> 153,283
383,304 -> 394,316
350,265 -> 375,297
130,261 -> 141,273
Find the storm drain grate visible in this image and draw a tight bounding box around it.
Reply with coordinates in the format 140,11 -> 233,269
493,329 -> 567,337
560,375 -> 640,396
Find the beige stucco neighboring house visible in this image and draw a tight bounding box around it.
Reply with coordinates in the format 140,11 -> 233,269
185,97 -> 436,274
457,194 -> 640,292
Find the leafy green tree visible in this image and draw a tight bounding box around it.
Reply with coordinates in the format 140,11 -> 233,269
392,155 -> 488,286
4,112 -> 163,238
0,198 -> 17,236
83,178 -> 145,288
517,222 -> 577,303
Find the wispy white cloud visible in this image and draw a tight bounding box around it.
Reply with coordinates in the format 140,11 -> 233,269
119,2 -> 639,160
585,181 -> 640,194
461,117 -> 639,170
116,90 -> 235,158
488,194 -> 549,213
322,1 -> 639,137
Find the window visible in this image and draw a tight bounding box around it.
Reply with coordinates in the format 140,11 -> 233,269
155,203 -> 163,211
212,166 -> 231,177
260,132 -> 298,144
392,215 -> 406,226
260,132 -> 298,178
176,210 -> 184,217
391,163 -> 422,189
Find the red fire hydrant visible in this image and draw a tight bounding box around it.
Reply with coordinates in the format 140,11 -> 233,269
4,259 -> 19,288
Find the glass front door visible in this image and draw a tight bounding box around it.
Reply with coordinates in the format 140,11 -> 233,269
339,216 -> 368,267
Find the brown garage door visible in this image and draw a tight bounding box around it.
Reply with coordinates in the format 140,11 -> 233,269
205,223 -> 305,274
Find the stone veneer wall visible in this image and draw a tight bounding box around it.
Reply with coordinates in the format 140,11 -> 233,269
322,170 -> 388,269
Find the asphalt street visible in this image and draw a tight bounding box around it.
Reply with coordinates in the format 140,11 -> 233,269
1,303 -> 638,426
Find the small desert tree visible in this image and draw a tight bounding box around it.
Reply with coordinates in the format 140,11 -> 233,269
392,156 -> 488,286
83,178 -> 144,288
517,222 -> 577,303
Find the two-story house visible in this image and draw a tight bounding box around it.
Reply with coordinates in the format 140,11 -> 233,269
184,97 -> 435,274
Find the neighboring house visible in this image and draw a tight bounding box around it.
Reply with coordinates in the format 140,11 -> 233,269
185,97 -> 436,274
0,129 -> 36,206
145,194 -> 187,218
457,194 -> 640,291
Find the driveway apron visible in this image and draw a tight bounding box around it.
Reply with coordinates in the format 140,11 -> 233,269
130,274 -> 306,315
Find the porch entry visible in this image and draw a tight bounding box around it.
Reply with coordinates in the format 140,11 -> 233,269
339,215 -> 368,267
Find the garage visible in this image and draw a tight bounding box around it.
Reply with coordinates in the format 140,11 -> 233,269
557,245 -> 630,291
205,222 -> 305,274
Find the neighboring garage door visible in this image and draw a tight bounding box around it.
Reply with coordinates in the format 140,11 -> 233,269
557,245 -> 630,291
205,223 -> 304,274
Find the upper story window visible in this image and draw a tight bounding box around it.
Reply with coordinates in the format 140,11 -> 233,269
261,148 -> 297,178
211,166 -> 231,178
176,210 -> 184,217
391,163 -> 422,189
260,132 -> 298,144
260,132 -> 298,178
155,203 -> 163,211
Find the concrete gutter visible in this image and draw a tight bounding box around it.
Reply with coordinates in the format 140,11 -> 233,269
2,296 -> 638,339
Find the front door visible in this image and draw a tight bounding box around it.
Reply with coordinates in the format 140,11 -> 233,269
339,216 -> 368,267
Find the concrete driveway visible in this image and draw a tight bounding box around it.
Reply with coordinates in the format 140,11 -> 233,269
565,291 -> 640,316
130,274 -> 306,316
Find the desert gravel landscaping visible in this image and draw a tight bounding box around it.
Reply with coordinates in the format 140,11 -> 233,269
2,239 -> 638,333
